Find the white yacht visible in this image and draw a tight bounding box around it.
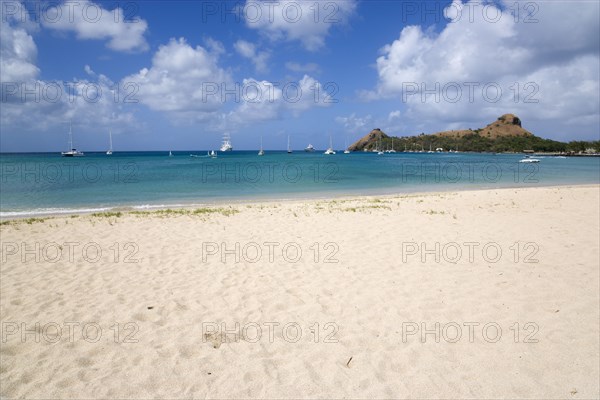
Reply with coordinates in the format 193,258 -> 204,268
220,133 -> 233,152
61,122 -> 84,157
305,144 -> 315,152
519,155 -> 540,163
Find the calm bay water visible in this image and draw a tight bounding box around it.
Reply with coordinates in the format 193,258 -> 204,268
1,151 -> 598,217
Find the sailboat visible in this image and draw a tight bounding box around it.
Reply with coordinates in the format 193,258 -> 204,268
343,136 -> 350,154
324,134 -> 336,155
258,136 -> 264,156
427,143 -> 434,153
220,133 -> 233,152
106,129 -> 113,155
169,150 -> 173,157
61,121 -> 84,157
377,138 -> 384,155
287,136 -> 292,154
388,137 -> 396,153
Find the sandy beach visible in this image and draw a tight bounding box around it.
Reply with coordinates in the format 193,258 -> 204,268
1,185 -> 598,399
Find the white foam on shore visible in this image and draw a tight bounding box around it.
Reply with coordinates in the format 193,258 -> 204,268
0,202 -> 209,219
0,207 -> 113,218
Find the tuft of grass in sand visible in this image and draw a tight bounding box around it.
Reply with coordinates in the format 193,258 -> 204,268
424,209 -> 446,215
130,207 -> 238,217
341,205 -> 392,213
368,198 -> 390,204
91,212 -> 123,218
26,217 -> 47,224
0,217 -> 49,227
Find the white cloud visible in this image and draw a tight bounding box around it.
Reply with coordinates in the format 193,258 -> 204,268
84,64 -> 95,76
42,0 -> 149,52
226,78 -> 284,124
285,62 -> 320,73
234,40 -> 270,73
371,0 -> 600,138
335,113 -> 373,133
122,38 -> 232,115
242,0 -> 357,51
121,37 -> 331,129
388,110 -> 401,120
222,74 -> 333,129
1,76 -> 140,135
0,4 -> 39,82
203,37 -> 225,55
0,4 -> 140,136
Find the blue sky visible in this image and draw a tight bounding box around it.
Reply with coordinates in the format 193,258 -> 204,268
1,0 -> 599,152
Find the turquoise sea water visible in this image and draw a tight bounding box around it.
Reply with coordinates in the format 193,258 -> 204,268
1,151 -> 598,217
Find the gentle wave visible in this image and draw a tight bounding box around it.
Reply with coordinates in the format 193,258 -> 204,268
0,202 -> 213,218
0,207 -> 113,218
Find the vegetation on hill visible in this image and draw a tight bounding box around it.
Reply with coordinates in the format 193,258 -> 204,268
375,134 -> 599,153
348,114 -> 599,153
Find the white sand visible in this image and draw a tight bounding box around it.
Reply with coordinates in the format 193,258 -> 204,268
1,185 -> 599,398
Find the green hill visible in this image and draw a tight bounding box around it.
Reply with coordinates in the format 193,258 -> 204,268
347,114 -> 599,154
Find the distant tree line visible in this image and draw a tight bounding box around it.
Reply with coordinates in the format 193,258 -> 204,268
367,134 -> 599,153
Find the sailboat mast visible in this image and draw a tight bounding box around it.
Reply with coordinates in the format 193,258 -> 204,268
109,129 -> 113,151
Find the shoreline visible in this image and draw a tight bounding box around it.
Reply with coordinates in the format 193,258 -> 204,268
2,183 -> 599,221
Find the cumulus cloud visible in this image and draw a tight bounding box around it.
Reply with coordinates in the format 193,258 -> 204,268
242,0 -> 357,51
0,2 -> 139,137
370,0 -> 600,138
41,0 -> 149,52
121,37 -> 331,128
335,113 -> 373,133
122,38 -> 232,116
0,3 -> 39,83
223,74 -> 334,128
234,40 -> 270,73
1,75 -> 140,135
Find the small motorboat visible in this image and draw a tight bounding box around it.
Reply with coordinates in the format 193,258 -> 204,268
519,158 -> 540,163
